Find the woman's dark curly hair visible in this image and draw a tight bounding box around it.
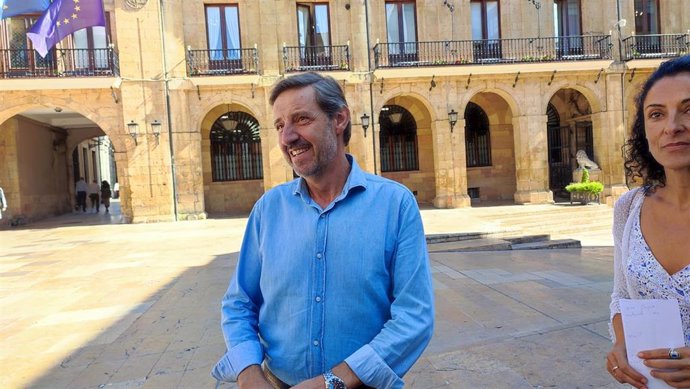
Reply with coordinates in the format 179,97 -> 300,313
624,54 -> 690,192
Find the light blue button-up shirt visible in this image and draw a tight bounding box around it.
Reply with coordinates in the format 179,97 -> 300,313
212,156 -> 434,388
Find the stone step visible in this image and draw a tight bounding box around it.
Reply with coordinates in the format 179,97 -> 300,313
511,238 -> 582,250
426,232 -> 488,244
503,234 -> 551,244
427,238 -> 512,252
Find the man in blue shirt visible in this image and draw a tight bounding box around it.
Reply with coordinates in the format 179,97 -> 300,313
212,72 -> 434,389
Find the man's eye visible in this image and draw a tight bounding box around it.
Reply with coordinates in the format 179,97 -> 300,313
276,124 -> 284,132
297,116 -> 311,124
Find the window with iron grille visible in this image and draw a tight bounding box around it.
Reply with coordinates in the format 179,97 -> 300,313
210,111 -> 263,181
379,105 -> 419,172
464,102 -> 491,167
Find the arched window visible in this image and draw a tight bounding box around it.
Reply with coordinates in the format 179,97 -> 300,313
464,102 -> 491,167
210,111 -> 263,181
379,105 -> 418,172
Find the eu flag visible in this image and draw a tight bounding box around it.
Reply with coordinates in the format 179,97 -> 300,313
27,0 -> 106,57
0,0 -> 50,19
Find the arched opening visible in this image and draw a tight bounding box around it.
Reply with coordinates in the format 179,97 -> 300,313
0,107 -> 121,226
376,96 -> 436,204
379,104 -> 418,172
547,88 -> 595,199
464,93 -> 516,204
202,106 -> 264,216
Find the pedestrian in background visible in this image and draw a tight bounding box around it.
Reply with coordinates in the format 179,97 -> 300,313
0,185 -> 7,220
607,55 -> 690,387
87,179 -> 100,212
75,177 -> 87,212
100,181 -> 112,213
212,72 -> 434,389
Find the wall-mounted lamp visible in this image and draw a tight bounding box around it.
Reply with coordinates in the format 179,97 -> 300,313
127,120 -> 139,145
360,113 -> 370,137
448,109 -> 458,133
151,119 -> 162,143
221,110 -> 238,131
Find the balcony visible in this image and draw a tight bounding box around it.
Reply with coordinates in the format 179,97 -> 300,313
187,48 -> 258,76
0,47 -> 119,78
622,33 -> 689,61
283,45 -> 350,72
373,35 -> 612,68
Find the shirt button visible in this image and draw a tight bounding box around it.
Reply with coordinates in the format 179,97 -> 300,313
316,253 -> 322,259
320,214 -> 325,218
313,340 -> 319,346
315,296 -> 321,302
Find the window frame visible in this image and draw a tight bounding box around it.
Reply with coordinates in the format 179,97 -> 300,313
470,0 -> 501,40
210,111 -> 264,182
205,4 -> 242,59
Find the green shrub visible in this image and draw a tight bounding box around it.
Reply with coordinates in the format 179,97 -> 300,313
581,168 -> 590,183
565,181 -> 604,194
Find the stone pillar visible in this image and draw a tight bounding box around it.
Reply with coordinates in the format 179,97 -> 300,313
432,118 -> 471,208
261,127 -> 292,190
0,120 -> 20,225
512,114 -> 554,204
593,110 -> 628,205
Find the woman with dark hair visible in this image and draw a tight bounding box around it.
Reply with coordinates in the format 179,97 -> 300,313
100,180 -> 112,214
606,54 -> 690,388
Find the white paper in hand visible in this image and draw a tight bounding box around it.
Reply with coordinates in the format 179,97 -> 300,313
620,299 -> 685,389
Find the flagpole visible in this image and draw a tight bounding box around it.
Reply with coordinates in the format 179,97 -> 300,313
157,0 -> 179,221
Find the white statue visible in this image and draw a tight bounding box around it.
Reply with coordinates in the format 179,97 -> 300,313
576,149 -> 599,170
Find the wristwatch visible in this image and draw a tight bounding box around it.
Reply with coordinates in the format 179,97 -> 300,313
323,370 -> 347,389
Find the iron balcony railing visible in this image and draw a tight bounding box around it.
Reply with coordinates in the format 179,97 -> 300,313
622,33 -> 689,61
0,47 -> 119,78
373,35 -> 611,68
283,44 -> 350,72
187,48 -> 258,76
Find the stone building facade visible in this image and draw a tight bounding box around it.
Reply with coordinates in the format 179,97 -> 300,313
0,0 -> 688,224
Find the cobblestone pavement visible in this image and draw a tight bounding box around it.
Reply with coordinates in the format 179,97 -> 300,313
0,204 -> 624,389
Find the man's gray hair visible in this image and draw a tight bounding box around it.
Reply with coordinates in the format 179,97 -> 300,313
269,72 -> 352,145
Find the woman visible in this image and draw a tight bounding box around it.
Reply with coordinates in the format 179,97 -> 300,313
607,54 -> 690,388
100,180 -> 112,214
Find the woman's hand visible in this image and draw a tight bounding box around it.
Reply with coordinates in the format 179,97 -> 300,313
639,347 -> 690,388
607,341 -> 648,388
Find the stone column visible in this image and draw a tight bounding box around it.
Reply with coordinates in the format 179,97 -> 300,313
512,114 -> 554,204
432,118 -> 471,208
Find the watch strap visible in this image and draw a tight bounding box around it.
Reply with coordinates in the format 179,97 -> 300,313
323,370 -> 347,389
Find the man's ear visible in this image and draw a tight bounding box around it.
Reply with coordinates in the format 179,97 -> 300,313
333,107 -> 350,136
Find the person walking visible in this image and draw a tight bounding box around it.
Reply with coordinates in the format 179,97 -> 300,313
606,55 -> 690,388
0,185 -> 7,220
211,72 -> 434,389
75,177 -> 88,212
87,179 -> 100,212
100,181 -> 112,213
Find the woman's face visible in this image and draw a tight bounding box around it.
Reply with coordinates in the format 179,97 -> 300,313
643,72 -> 690,172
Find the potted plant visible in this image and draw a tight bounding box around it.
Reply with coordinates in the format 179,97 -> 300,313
566,168 -> 604,205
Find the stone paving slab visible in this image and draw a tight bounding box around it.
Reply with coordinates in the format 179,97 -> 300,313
0,210 -> 624,389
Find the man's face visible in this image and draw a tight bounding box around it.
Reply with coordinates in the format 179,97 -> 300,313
272,86 -> 340,178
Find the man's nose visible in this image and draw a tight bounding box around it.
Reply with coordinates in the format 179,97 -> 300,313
280,123 -> 298,145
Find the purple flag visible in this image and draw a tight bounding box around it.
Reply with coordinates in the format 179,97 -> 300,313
27,0 -> 106,57
0,0 -> 50,19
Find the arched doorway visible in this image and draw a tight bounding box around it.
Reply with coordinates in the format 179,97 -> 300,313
0,107 -> 123,225
463,93 -> 516,204
547,89 -> 594,199
377,97 -> 436,204
202,107 -> 264,215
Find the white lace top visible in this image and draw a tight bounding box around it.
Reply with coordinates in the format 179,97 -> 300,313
609,187 -> 690,345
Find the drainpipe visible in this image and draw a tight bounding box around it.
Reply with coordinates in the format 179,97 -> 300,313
158,0 -> 179,220
364,0 -> 377,175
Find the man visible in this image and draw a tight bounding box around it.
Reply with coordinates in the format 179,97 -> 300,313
88,179 -> 100,212
75,177 -> 87,212
212,72 -> 434,389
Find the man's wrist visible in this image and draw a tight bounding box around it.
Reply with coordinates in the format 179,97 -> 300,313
323,370 -> 347,389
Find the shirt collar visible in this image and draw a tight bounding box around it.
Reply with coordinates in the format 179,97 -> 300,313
292,154 -> 368,204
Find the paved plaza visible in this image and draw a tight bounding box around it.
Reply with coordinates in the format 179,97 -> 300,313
0,203 -> 625,389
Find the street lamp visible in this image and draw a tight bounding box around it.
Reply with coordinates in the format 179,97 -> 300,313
127,120 -> 139,145
151,119 -> 162,143
361,113 -> 370,137
448,109 -> 458,132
